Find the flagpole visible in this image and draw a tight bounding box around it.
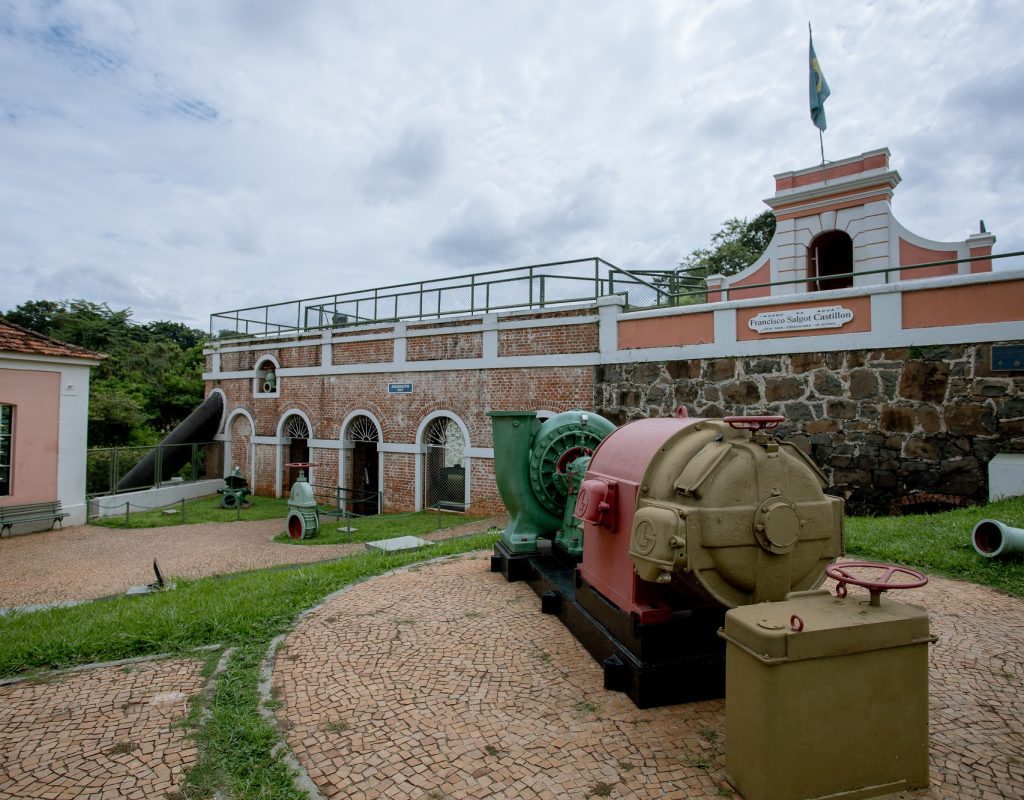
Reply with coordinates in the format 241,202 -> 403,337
809,22 -> 827,171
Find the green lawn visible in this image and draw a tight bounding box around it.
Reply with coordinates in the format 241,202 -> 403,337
845,495 -> 1024,597
274,509 -> 486,544
90,493 -> 291,528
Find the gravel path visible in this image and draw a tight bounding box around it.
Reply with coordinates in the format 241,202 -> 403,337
0,516 -> 505,608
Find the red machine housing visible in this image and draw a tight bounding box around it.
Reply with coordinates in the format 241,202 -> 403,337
575,414 -> 843,624
576,417 -> 704,623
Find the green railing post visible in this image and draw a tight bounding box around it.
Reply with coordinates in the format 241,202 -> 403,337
124,501 -> 130,529
181,498 -> 186,525
154,445 -> 162,488
110,447 -> 118,496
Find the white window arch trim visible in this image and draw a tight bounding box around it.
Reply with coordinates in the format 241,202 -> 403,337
253,354 -> 281,398
275,409 -> 314,497
414,411 -> 472,512
223,407 -> 256,487
338,410 -> 385,511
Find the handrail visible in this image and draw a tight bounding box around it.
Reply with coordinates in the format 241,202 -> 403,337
208,250 -> 1023,337
672,249 -> 1023,303
209,257 -> 673,337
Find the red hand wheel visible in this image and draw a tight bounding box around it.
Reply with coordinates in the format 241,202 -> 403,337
825,561 -> 928,607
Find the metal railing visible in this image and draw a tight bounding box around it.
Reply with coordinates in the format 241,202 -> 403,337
670,250 -> 1024,304
210,257 -> 673,337
315,486 -> 382,518
209,251 -> 1023,338
86,441 -> 221,499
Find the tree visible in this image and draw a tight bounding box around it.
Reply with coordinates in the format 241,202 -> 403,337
3,299 -> 64,334
2,299 -> 208,446
679,209 -> 776,279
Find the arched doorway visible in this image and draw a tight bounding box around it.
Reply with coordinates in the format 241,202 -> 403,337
808,230 -> 854,290
344,414 -> 381,516
282,414 -> 310,492
423,416 -> 466,512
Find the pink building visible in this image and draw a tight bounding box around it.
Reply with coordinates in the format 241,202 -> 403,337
0,320 -> 103,531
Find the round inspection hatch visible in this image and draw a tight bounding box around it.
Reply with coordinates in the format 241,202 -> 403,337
754,499 -> 800,554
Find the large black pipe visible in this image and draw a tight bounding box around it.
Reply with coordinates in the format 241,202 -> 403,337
116,392 -> 224,492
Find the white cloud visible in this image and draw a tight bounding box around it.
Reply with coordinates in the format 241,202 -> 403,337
1,0 -> 1022,330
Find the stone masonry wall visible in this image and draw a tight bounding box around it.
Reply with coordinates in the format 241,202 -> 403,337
596,341 -> 1024,515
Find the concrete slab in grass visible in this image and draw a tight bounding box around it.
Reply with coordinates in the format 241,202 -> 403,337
364,535 -> 430,552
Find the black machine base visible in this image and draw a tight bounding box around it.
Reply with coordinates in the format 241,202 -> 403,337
490,542 -> 725,708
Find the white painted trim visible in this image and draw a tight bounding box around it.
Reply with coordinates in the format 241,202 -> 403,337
0,352 -> 103,368
338,410 -> 385,506
253,354 -> 281,399
223,407 -> 256,485
598,299 -> 622,355
275,409 -> 315,497
415,411 -> 472,512
466,447 -> 495,459
482,314 -> 498,360
209,350 -> 602,381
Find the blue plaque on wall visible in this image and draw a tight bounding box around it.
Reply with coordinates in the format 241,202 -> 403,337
388,382 -> 414,394
992,345 -> 1024,371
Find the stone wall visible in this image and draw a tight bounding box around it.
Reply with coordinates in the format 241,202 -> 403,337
595,341 -> 1024,515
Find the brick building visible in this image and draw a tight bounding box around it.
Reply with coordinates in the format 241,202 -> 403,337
204,149 -> 1023,515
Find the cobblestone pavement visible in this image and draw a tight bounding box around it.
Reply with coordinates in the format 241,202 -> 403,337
273,553 -> 1024,800
0,516 -> 504,608
0,658 -> 204,799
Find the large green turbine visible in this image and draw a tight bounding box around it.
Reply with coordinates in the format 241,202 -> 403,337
488,409 -> 616,556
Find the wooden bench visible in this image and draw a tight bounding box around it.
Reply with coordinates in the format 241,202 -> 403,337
0,501 -> 68,536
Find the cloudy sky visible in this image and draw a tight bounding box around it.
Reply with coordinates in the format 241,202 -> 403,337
2,0 -> 1022,330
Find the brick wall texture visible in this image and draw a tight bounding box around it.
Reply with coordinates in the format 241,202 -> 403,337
407,333 -> 483,361
498,323 -> 598,356
217,366 -> 594,514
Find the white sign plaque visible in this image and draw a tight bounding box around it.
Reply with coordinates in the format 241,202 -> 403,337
747,305 -> 854,334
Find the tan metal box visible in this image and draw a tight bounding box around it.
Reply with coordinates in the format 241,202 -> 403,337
720,592 -> 934,800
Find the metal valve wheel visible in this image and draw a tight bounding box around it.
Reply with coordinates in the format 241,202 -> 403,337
825,561 -> 928,606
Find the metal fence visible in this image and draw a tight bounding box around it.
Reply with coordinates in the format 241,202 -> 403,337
314,485 -> 382,518
424,444 -> 467,513
210,251 -> 1023,339
86,441 -> 221,499
671,250 -> 1024,304
210,257 -> 672,337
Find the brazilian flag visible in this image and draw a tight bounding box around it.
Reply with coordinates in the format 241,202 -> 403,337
809,32 -> 831,131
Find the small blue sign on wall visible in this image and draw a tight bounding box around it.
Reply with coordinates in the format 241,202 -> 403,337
388,382 -> 414,394
992,345 -> 1024,372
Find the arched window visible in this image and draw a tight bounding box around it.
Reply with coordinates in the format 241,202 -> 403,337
281,414 -> 310,491
254,356 -> 280,397
423,416 -> 466,512
344,414 -> 381,516
807,230 -> 854,291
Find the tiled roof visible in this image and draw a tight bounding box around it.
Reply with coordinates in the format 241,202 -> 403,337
0,318 -> 106,361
